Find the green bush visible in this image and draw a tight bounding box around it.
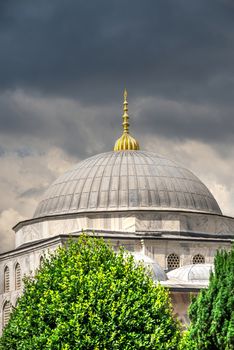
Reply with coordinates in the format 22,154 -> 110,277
184,246 -> 234,350
0,235 -> 181,349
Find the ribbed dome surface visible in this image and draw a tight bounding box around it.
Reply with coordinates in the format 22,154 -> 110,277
167,264 -> 214,282
34,151 -> 221,218
132,253 -> 167,281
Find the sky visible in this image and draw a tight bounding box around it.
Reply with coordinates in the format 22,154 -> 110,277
0,0 -> 234,252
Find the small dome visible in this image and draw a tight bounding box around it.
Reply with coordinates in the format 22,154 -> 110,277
114,132 -> 139,151
167,264 -> 214,283
34,151 -> 221,218
132,252 -> 167,281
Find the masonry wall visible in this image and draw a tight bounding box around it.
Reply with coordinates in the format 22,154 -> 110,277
15,211 -> 234,248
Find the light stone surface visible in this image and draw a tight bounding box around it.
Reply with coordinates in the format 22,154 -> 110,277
34,151 -> 222,218
144,239 -> 231,269
131,252 -> 167,281
15,211 -> 234,248
170,292 -> 196,326
167,264 -> 213,282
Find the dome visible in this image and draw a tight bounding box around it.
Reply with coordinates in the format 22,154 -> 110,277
132,252 -> 167,281
34,150 -> 221,218
167,264 -> 214,283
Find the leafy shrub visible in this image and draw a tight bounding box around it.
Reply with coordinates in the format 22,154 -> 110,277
184,246 -> 234,350
0,235 -> 181,350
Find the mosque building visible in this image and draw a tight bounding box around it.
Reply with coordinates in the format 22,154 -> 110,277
0,90 -> 233,332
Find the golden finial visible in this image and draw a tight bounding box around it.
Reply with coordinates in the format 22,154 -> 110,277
123,88 -> 129,134
114,90 -> 140,151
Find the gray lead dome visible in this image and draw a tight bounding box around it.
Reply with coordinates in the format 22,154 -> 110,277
34,151 -> 221,218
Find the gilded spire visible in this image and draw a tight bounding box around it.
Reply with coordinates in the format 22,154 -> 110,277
123,89 -> 129,134
114,90 -> 140,151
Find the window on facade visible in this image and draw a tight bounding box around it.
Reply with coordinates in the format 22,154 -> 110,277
15,298 -> 19,308
192,254 -> 205,264
39,256 -> 44,267
167,253 -> 180,270
2,301 -> 11,328
15,263 -> 21,290
4,266 -> 10,293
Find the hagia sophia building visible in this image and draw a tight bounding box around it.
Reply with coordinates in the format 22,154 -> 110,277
0,90 -> 233,332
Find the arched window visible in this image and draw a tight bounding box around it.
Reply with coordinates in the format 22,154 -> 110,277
2,301 -> 11,328
167,253 -> 180,271
15,297 -> 19,308
39,256 -> 44,267
192,254 -> 205,264
15,263 -> 21,290
4,266 -> 10,293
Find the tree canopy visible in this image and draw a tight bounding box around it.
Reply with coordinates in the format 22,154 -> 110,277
183,246 -> 234,350
0,235 -> 181,350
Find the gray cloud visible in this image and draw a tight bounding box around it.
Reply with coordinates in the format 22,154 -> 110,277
134,97 -> 234,144
0,90 -> 233,160
0,91 -> 117,158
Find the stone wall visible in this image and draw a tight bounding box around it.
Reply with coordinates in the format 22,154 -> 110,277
14,211 -> 234,247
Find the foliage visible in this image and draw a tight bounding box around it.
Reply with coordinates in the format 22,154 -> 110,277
184,246 -> 234,350
0,235 -> 181,350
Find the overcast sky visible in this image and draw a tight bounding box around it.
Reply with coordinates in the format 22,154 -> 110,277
0,0 -> 234,252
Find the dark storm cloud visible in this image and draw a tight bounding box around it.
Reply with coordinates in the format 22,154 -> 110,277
0,91 -> 117,158
0,0 -> 234,102
134,98 -> 234,144
0,0 -> 234,155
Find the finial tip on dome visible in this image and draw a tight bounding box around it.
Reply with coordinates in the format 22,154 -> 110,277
124,88 -> 127,101
114,90 -> 140,151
